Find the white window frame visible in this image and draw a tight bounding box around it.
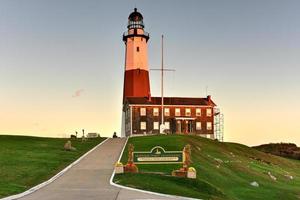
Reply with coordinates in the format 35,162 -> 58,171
175,108 -> 181,116
196,122 -> 201,130
206,108 -> 212,117
164,121 -> 170,130
153,122 -> 159,130
207,122 -> 212,130
185,108 -> 191,116
164,108 -> 170,116
140,107 -> 146,116
196,108 -> 201,116
140,121 -> 146,130
153,108 -> 159,116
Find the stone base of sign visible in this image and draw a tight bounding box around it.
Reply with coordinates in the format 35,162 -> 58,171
115,162 -> 124,174
172,168 -> 187,178
187,167 -> 196,179
124,163 -> 138,173
187,171 -> 196,179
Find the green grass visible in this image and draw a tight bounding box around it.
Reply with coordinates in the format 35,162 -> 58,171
0,135 -> 106,198
114,135 -> 300,200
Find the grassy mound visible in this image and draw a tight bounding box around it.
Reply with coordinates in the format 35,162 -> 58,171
0,135 -> 105,198
114,135 -> 300,200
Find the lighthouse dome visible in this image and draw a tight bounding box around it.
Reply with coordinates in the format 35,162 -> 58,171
128,8 -> 143,21
127,8 -> 144,29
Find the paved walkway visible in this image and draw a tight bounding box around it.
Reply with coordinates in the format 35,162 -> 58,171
19,138 -> 182,200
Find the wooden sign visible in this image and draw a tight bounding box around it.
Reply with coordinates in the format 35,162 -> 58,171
133,146 -> 183,164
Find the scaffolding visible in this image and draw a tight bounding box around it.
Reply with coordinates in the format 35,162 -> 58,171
214,108 -> 224,142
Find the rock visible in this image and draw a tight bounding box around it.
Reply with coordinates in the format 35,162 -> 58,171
268,171 -> 277,181
214,158 -> 223,163
250,181 -> 259,187
284,174 -> 293,180
64,140 -> 76,151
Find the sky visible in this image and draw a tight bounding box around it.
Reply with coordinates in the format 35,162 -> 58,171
0,0 -> 299,146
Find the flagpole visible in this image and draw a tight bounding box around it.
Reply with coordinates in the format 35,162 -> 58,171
161,34 -> 164,133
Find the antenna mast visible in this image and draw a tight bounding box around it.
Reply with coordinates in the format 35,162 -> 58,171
161,35 -> 164,130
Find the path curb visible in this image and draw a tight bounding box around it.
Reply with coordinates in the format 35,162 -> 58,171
1,138 -> 109,200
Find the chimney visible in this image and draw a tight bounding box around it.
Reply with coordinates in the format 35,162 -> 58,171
207,95 -> 211,102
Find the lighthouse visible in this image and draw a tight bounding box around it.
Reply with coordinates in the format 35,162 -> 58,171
122,8 -> 151,101
120,8 -> 223,140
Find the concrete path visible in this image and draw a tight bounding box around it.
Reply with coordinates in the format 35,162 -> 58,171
18,138 -> 181,200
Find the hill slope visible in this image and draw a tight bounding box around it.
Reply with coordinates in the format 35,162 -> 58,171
0,135 -> 105,198
254,143 -> 300,160
114,135 -> 300,200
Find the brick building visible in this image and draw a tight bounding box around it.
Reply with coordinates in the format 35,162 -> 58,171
123,96 -> 216,138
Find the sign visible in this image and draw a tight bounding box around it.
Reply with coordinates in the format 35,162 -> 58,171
133,146 -> 183,164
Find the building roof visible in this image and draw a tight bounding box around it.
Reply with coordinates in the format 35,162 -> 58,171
124,96 -> 216,106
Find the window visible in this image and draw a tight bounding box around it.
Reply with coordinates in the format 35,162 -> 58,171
175,108 -> 181,116
207,122 -> 212,130
164,108 -> 170,116
153,108 -> 159,116
206,108 -> 212,117
140,108 -> 146,116
185,108 -> 191,116
140,122 -> 146,130
137,47 -> 140,52
196,122 -> 201,130
196,108 -> 201,116
153,122 -> 159,130
164,122 -> 170,129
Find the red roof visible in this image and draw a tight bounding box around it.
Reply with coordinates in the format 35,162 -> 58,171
124,96 -> 216,106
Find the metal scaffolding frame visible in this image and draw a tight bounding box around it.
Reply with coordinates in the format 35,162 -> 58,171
214,108 -> 224,142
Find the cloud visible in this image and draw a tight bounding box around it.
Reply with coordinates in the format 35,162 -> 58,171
72,89 -> 84,98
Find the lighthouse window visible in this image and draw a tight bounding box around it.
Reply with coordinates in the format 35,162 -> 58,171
206,108 -> 212,117
140,122 -> 146,130
164,108 -> 170,116
140,107 -> 146,116
196,122 -> 202,130
164,122 -> 170,130
196,108 -> 201,116
175,108 -> 181,116
153,122 -> 159,130
137,47 -> 140,52
185,108 -> 191,116
207,122 -> 212,130
153,108 -> 159,116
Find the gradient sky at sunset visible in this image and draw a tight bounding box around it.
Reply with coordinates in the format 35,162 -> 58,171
1,0 -> 300,146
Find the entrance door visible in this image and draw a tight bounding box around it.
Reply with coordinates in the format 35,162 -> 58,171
188,120 -> 193,133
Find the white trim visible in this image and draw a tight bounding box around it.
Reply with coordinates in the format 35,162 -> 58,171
1,138 -> 109,200
109,138 -> 200,200
129,104 -> 212,108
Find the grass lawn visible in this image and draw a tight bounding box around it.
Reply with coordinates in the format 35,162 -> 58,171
114,135 -> 300,200
0,135 -> 106,198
